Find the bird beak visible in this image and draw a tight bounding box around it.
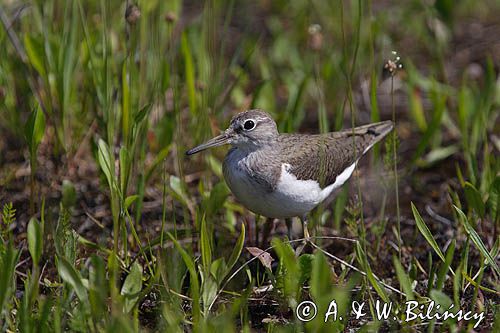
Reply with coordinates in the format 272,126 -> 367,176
186,132 -> 231,155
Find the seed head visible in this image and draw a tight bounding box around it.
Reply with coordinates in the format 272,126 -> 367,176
165,11 -> 177,23
308,24 -> 323,51
384,51 -> 403,77
125,4 -> 141,25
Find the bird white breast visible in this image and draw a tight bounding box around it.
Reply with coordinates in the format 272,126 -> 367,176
224,150 -> 356,219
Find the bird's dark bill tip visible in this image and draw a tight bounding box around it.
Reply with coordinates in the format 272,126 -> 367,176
185,148 -> 198,156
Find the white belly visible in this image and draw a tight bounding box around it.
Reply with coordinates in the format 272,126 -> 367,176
223,150 -> 356,219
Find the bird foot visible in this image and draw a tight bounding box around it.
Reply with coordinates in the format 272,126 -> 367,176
303,225 -> 310,241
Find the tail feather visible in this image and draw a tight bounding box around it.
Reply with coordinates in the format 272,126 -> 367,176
358,120 -> 394,153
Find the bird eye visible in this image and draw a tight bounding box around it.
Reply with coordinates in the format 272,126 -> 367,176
243,119 -> 255,130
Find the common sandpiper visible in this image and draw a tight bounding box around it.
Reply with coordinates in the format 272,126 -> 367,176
186,109 -> 393,239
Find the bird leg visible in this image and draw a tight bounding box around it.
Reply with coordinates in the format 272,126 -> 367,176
261,217 -> 274,247
294,215 -> 310,256
285,218 -> 293,240
301,215 -> 310,241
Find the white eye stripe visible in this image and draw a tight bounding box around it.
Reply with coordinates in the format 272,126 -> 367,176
254,116 -> 268,122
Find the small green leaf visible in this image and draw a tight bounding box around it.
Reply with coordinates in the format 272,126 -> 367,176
393,256 -> 415,300
487,176 -> 499,222
61,180 -> 77,209
429,289 -> 452,310
181,32 -> 196,115
412,202 -> 445,262
355,242 -> 389,303
133,103 -> 153,124
124,195 -> 139,210
158,247 -> 185,294
419,145 -> 459,167
201,273 -> 217,314
224,223 -> 245,280
57,255 -> 88,303
169,175 -> 189,207
0,243 -> 20,312
411,91 -> 445,163
203,182 -> 230,217
272,238 -> 299,300
145,144 -> 171,183
454,205 -> 500,276
298,254 -> 314,286
207,155 -> 223,178
25,106 -> 46,153
121,262 -> 143,313
409,87 -> 427,131
310,251 -> 331,300
464,182 -> 485,218
122,61 -> 130,143
200,215 -> 212,273
167,233 -> 200,324
119,146 -> 131,195
435,240 -> 455,290
24,35 -> 46,77
89,255 -> 107,321
27,218 -> 43,266
97,139 -> 114,189
210,258 -> 227,284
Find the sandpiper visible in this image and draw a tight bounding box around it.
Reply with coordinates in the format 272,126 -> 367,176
186,109 -> 393,239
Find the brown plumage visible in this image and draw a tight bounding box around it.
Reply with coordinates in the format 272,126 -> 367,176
279,121 -> 393,187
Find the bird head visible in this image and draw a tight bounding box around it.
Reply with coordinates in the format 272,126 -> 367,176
186,109 -> 278,155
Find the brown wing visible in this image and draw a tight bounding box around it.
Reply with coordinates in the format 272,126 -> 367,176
280,121 -> 393,188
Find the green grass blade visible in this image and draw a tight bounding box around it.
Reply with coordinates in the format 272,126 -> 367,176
408,86 -> 427,131
0,243 -> 20,316
120,261 -> 143,313
145,144 -> 172,183
24,106 -> 46,154
167,232 -> 201,324
411,91 -> 445,164
464,182 -> 485,218
355,242 -> 389,302
487,176 -> 499,222
97,139 -> 117,194
454,205 -> 500,276
181,32 -> 197,115
27,217 -> 43,267
200,215 -> 212,274
56,255 -> 88,304
122,61 -> 130,144
392,256 -> 415,300
462,269 -> 499,295
224,223 -> 245,280
435,240 -> 455,290
412,202 -> 445,262
23,35 -> 46,77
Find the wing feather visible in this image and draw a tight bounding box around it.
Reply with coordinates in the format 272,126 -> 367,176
279,121 -> 393,188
